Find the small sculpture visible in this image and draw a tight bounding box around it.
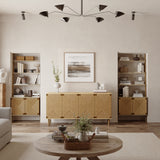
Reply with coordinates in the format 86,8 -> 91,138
0,68 -> 7,83
133,55 -> 140,61
34,63 -> 40,73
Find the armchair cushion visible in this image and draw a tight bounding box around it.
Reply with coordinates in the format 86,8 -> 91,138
0,119 -> 11,138
0,107 -> 12,150
0,107 -> 12,120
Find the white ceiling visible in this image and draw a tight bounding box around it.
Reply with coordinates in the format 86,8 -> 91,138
0,0 -> 160,16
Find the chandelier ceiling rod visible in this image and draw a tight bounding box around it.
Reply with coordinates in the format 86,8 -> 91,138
81,0 -> 83,15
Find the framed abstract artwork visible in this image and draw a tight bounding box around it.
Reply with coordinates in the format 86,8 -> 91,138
64,52 -> 95,82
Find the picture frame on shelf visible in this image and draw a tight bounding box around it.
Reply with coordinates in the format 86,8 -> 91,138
64,52 -> 95,83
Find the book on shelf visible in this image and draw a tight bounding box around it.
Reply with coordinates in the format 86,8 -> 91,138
17,62 -> 24,73
120,80 -> 131,85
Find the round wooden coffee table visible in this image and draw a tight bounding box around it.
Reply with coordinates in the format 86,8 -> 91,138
34,135 -> 122,160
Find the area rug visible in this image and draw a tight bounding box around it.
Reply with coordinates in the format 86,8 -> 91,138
0,133 -> 160,160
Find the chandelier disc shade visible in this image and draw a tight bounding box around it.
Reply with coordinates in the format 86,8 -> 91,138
39,11 -> 49,17
99,5 -> 107,11
132,11 -> 136,20
96,17 -> 104,22
21,11 -> 25,20
115,11 -> 125,17
55,4 -> 64,11
62,17 -> 70,22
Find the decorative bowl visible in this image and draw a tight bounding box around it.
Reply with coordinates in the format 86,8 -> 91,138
58,125 -> 67,132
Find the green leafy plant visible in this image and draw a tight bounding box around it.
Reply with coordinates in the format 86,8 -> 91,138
74,117 -> 92,133
52,61 -> 61,82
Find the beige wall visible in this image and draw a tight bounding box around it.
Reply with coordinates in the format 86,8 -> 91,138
0,14 -> 160,122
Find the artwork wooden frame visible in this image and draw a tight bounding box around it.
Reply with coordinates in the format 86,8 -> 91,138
64,52 -> 95,83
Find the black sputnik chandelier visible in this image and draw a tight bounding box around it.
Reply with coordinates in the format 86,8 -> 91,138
38,0 -> 125,22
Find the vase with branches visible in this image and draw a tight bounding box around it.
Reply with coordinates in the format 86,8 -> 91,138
52,61 -> 61,92
74,117 -> 93,141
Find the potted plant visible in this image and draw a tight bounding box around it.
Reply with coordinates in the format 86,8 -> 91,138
74,117 -> 92,141
52,62 -> 61,92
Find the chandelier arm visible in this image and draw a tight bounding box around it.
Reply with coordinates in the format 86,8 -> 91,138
50,11 -> 80,16
65,6 -> 80,15
84,11 -> 114,17
83,6 -> 98,15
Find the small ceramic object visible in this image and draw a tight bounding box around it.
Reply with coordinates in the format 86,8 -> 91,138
34,63 -> 40,73
95,127 -> 100,134
28,90 -> 33,97
78,131 -> 88,142
137,63 -> 144,72
123,86 -> 129,97
58,125 -> 67,132
133,55 -> 140,61
0,68 -> 7,83
54,82 -> 61,92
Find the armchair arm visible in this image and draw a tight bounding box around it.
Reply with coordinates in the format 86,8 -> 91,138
0,107 -> 12,120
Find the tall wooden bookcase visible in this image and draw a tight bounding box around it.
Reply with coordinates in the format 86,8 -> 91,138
10,53 -> 40,120
118,53 -> 148,121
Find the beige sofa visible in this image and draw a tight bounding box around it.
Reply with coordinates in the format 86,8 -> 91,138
0,107 -> 12,150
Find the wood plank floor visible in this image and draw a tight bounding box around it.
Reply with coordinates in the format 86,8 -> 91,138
12,121 -> 160,138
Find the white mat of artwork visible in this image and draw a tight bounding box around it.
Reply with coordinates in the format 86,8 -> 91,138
0,133 -> 160,160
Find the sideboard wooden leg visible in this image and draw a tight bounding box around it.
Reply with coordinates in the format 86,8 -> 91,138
48,119 -> 51,126
59,156 -> 70,160
87,156 -> 100,160
107,119 -> 110,133
76,158 -> 81,160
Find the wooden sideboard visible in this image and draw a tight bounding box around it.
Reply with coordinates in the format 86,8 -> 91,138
0,83 -> 6,107
46,92 -> 112,126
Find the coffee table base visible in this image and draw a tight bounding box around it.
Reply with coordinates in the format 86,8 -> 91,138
59,156 -> 100,160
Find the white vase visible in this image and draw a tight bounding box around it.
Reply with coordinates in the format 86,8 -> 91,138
54,82 -> 61,92
0,68 -> 7,83
78,132 -> 88,142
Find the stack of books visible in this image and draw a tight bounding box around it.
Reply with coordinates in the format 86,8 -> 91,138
120,80 -> 131,85
89,132 -> 109,143
119,57 -> 130,61
134,81 -> 144,85
17,63 -> 24,73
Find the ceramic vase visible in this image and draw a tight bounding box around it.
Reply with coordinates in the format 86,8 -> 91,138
54,82 -> 61,92
78,131 -> 88,142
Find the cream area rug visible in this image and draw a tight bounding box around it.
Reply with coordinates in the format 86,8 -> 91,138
0,133 -> 160,160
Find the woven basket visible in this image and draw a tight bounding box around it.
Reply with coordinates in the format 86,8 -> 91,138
63,133 -> 95,150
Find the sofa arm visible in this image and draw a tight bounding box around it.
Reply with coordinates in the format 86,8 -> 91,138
0,107 -> 12,120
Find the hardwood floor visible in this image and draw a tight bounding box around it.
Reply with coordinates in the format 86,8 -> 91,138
12,121 -> 160,138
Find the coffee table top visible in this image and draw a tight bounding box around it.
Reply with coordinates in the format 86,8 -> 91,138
34,135 -> 122,158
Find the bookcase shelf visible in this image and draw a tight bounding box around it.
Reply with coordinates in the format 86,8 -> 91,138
118,53 -> 148,122
10,53 -> 41,120
13,72 -> 40,75
13,60 -> 40,63
14,84 -> 40,86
